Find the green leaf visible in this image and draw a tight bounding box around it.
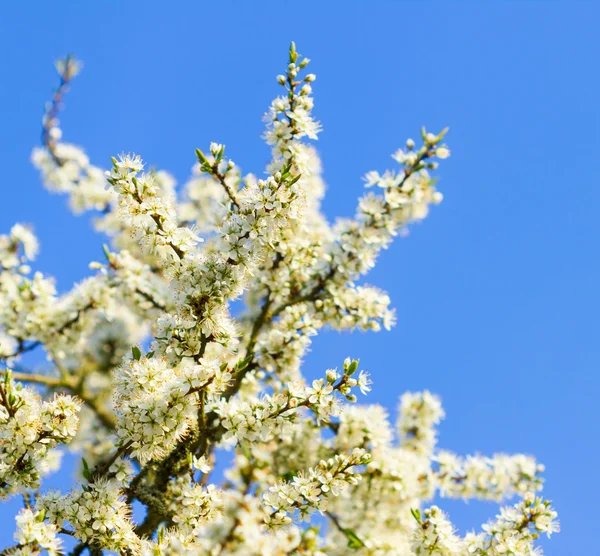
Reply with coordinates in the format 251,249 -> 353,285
132,346 -> 142,361
436,127 -> 449,142
280,471 -> 295,481
82,458 -> 92,481
157,526 -> 165,544
288,174 -> 302,186
236,354 -> 254,371
344,528 -> 365,549
410,507 -> 422,524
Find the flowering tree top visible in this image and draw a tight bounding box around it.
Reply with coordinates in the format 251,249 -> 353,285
0,43 -> 557,555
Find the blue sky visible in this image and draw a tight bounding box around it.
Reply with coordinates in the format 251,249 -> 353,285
1,1 -> 598,552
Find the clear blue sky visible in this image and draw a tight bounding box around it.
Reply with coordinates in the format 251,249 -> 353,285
0,2 -> 598,552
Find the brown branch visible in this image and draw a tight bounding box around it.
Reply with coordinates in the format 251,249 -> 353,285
212,168 -> 240,210
41,55 -> 78,167
10,371 -> 63,388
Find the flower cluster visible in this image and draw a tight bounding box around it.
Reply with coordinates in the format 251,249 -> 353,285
113,353 -> 230,463
264,42 -> 321,163
0,224 -> 38,272
39,478 -> 138,552
398,390 -> 445,455
411,506 -> 463,555
412,494 -> 559,555
30,55 -> 113,215
31,144 -> 112,214
216,359 -> 370,443
0,43 -> 558,556
11,508 -> 62,555
335,404 -> 393,451
170,483 -> 222,536
435,451 -> 544,501
0,372 -> 80,498
466,494 -> 559,554
263,448 -> 371,528
107,154 -> 201,265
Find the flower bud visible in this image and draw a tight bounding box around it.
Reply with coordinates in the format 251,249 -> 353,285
326,369 -> 338,383
300,84 -> 312,95
435,147 -> 451,159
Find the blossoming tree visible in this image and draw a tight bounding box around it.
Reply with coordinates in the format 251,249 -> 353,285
0,44 -> 558,555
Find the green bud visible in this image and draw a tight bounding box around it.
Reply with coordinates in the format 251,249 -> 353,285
345,359 -> 359,376
195,148 -> 209,166
289,41 -> 297,63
